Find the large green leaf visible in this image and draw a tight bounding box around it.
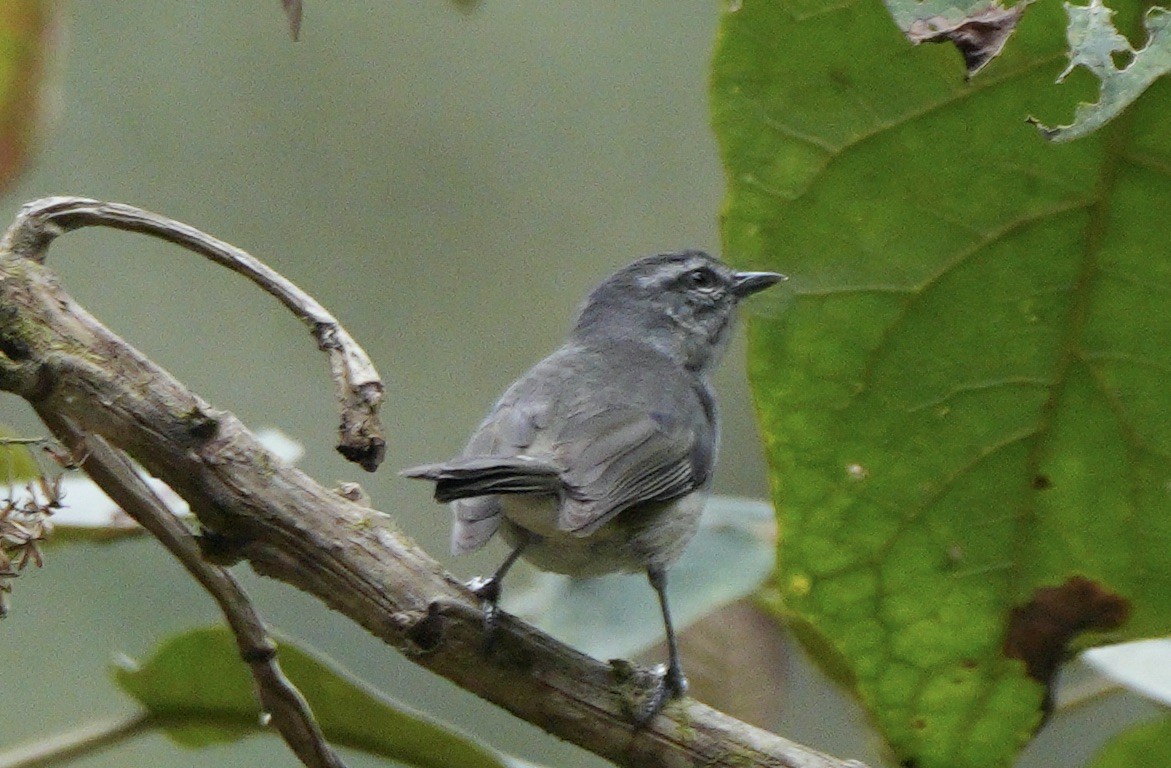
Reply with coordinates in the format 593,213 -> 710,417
114,626 -> 514,768
711,1 -> 1171,767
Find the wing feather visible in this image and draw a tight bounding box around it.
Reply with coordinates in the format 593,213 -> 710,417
556,408 -> 704,535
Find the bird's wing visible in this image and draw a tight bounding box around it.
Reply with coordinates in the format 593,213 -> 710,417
402,456 -> 562,502
443,392 -> 555,553
555,406 -> 711,536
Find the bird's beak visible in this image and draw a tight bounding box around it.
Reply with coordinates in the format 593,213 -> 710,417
731,270 -> 786,298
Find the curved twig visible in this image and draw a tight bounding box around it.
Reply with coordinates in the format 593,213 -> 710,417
0,196 -> 384,471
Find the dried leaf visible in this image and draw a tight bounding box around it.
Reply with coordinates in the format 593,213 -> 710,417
1030,0 -> 1171,141
883,0 -> 1030,77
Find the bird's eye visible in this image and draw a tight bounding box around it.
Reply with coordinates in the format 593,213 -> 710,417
685,268 -> 719,290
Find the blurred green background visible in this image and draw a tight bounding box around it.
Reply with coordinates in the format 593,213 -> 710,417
0,2 -> 1155,767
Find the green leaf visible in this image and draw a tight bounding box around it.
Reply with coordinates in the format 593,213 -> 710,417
711,1 -> 1171,767
1032,0 -> 1171,141
0,430 -> 40,484
1089,716 -> 1171,768
114,626 -> 514,768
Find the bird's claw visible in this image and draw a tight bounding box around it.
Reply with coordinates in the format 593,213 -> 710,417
665,663 -> 688,697
466,575 -> 501,602
632,663 -> 688,727
466,576 -> 502,645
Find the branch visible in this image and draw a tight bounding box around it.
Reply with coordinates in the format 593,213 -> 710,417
0,196 -> 384,471
0,714 -> 154,768
40,416 -> 345,768
0,198 -> 867,768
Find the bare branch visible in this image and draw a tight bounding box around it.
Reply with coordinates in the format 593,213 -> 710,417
0,200 -> 868,768
40,416 -> 345,768
0,196 -> 384,471
0,714 -> 154,768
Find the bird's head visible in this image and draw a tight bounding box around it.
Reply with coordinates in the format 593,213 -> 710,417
572,250 -> 785,373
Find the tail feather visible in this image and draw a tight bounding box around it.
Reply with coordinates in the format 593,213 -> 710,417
402,456 -> 563,503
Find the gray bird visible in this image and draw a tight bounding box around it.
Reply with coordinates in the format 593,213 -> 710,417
403,250 -> 784,722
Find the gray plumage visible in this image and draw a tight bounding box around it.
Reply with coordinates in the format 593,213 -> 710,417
403,249 -> 783,722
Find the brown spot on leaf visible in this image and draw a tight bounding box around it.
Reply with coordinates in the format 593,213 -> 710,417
906,3 -> 1028,78
1032,474 -> 1053,490
1004,576 -> 1129,713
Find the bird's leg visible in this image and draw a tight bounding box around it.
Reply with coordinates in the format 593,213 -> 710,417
467,540 -> 528,640
634,565 -> 688,725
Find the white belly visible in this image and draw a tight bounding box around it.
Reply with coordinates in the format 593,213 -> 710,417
498,492 -> 707,577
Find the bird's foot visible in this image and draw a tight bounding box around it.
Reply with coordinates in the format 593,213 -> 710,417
465,576 -> 502,646
631,663 -> 688,727
466,575 -> 501,603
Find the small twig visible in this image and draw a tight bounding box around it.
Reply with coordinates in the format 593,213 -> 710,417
0,196 -> 385,471
41,414 -> 346,768
0,713 -> 154,768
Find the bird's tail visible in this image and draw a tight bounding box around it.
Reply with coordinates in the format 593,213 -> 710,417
401,456 -> 563,503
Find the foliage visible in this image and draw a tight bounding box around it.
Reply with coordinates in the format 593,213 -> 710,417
712,1 -> 1171,766
115,626 -> 516,768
